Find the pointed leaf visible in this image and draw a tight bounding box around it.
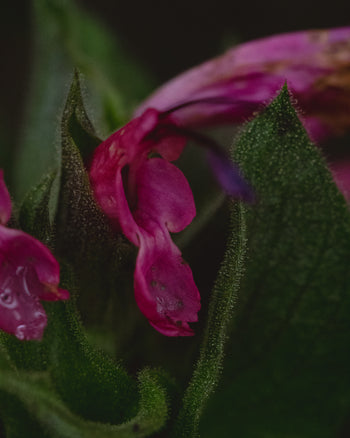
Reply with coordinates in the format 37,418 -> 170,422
200,87 -> 350,437
0,368 -> 167,438
19,171 -> 56,244
14,0 -> 154,200
55,72 -> 133,326
47,293 -> 139,424
173,202 -> 247,437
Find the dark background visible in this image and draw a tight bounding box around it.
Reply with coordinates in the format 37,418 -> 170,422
77,0 -> 350,81
2,0 -> 350,142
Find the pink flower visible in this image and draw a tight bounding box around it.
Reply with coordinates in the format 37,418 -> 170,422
90,109 -> 251,336
90,109 -> 199,335
0,170 -> 69,341
136,27 -> 350,199
330,161 -> 350,202
136,27 -> 350,141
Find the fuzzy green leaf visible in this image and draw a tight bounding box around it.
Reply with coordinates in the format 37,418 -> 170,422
55,71 -> 122,260
173,202 -> 247,437
46,0 -> 154,129
0,171 -> 56,372
200,87 -> 350,437
0,368 -> 167,438
19,171 -> 56,244
13,0 -> 72,201
48,74 -> 139,424
14,0 -> 154,201
55,72 -> 134,327
46,261 -> 138,425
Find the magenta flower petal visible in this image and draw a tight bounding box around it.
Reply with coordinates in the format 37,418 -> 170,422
136,27 -> 350,141
130,158 -> 200,335
90,109 -> 202,336
0,226 -> 68,300
0,174 -> 69,340
330,160 -> 350,201
0,170 -> 11,225
0,225 -> 69,340
90,107 -> 251,335
134,231 -> 200,336
134,158 -> 196,233
90,109 -> 187,231
0,256 -> 48,340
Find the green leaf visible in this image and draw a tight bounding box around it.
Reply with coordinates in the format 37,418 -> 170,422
14,0 -> 154,201
56,72 -> 123,265
47,0 -> 154,129
200,86 -> 350,437
60,69 -> 102,161
19,171 -> 56,245
173,202 -> 247,437
0,332 -> 50,373
55,71 -> 120,259
13,0 -> 72,201
47,75 -> 141,424
0,368 -> 167,438
55,72 -> 134,325
47,296 -> 140,425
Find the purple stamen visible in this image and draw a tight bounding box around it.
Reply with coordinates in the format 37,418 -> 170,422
144,120 -> 255,202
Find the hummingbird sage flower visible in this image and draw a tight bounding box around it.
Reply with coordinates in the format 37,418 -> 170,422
136,27 -> 350,140
89,108 -> 252,336
136,26 -> 350,198
0,171 -> 69,341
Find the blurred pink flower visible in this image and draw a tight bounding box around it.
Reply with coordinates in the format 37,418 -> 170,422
0,170 -> 69,341
136,27 -> 350,141
330,161 -> 350,202
137,28 -> 350,200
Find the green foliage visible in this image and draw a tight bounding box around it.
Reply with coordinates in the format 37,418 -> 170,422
45,0 -> 154,127
45,72 -> 139,425
55,70 -> 124,261
55,71 -> 134,327
47,296 -> 139,424
0,71 -> 170,436
19,171 -> 56,245
0,331 -> 49,373
200,87 -> 350,437
0,367 -> 167,438
14,0 -> 154,201
13,0 -> 71,201
173,203 -> 247,437
0,171 -> 55,370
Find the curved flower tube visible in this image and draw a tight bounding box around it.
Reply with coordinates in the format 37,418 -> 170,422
90,109 -> 252,336
136,27 -> 350,199
0,171 -> 69,340
136,27 -> 350,140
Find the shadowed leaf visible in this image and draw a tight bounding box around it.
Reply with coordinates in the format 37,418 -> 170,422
201,86 -> 350,437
